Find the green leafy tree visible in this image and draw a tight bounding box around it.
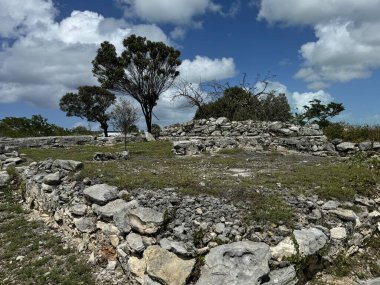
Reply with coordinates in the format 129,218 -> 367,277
92,35 -> 181,133
295,99 -> 345,127
111,98 -> 139,150
59,86 -> 116,137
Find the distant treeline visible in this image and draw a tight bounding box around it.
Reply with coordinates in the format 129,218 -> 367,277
0,115 -> 98,138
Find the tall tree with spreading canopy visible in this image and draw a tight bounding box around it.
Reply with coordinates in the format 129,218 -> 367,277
92,35 -> 181,133
60,86 -> 116,137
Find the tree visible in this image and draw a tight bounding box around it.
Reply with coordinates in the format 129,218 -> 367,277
0,115 -> 69,137
111,98 -> 139,150
151,124 -> 161,138
294,99 -> 345,127
59,86 -> 116,137
92,34 -> 181,133
193,86 -> 291,122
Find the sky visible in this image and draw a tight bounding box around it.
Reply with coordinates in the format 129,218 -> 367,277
1,0 -> 380,130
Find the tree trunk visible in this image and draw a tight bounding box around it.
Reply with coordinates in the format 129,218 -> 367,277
101,123 -> 108,137
144,113 -> 152,133
124,133 -> 127,151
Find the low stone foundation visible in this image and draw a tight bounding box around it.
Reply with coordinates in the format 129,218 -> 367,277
161,118 -> 380,156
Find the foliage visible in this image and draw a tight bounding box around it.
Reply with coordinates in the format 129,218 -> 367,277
111,98 -> 139,150
60,85 -> 116,137
151,123 -> 161,138
0,115 -> 69,137
194,86 -> 291,122
323,122 -> 380,142
69,125 -> 98,135
92,34 -> 181,132
294,99 -> 344,127
128,124 -> 139,133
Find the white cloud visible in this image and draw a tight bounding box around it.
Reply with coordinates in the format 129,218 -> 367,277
0,0 -> 237,128
179,56 -> 237,83
291,90 -> 332,112
0,0 -> 56,38
0,2 -> 170,108
258,0 -> 380,88
118,0 -> 217,25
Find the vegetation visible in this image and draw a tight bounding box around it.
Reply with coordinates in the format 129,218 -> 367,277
60,86 -> 116,137
0,115 -> 69,137
0,165 -> 94,284
193,86 -> 291,122
294,99 -> 345,128
151,124 -> 161,138
92,34 -> 181,132
323,123 -> 380,142
111,98 -> 139,150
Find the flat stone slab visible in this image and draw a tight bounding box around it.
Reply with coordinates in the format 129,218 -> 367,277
92,199 -> 130,219
53,159 -> 83,171
264,266 -> 297,285
196,241 -> 271,285
144,245 -> 195,285
128,207 -> 164,234
83,184 -> 118,205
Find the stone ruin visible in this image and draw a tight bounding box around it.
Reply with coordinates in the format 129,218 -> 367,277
160,117 -> 380,156
1,146 -> 380,284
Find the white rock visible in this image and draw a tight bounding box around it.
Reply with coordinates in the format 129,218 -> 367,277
330,227 -> 347,240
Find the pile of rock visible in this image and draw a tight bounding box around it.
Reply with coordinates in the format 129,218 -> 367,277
93,151 -> 130,161
161,118 -> 380,156
14,155 -> 380,284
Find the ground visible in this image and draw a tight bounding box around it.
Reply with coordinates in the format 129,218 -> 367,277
2,140 -> 380,284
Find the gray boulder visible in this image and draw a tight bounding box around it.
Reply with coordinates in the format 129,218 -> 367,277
128,207 -> 164,234
52,159 -> 83,171
92,199 -> 130,219
74,217 -> 97,233
113,200 -> 138,234
159,238 -> 190,257
293,227 -> 327,256
336,142 -> 356,152
43,171 -> 61,185
83,184 -> 118,205
196,241 -> 271,285
264,266 -> 297,285
0,171 -> 10,188
126,232 -> 145,253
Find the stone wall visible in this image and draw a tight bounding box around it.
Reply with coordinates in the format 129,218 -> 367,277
0,134 -> 145,148
160,117 -> 380,156
3,147 -> 380,284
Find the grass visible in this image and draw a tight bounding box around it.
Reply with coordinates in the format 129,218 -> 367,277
0,170 -> 95,284
21,141 -> 380,225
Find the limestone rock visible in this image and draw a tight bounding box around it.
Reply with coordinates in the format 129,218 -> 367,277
69,203 -> 88,216
74,217 -> 97,233
264,266 -> 297,285
92,199 -> 130,219
128,207 -> 164,234
52,159 -> 83,171
0,171 -> 10,188
159,238 -> 190,256
144,275 -> 162,285
145,132 -> 156,142
43,171 -> 61,185
330,227 -> 347,240
126,232 -> 145,253
293,227 -> 327,256
83,184 -> 118,205
144,245 -> 195,285
270,237 -> 296,261
329,208 -> 359,224
196,241 -> 270,285
336,142 -> 356,152
128,256 -> 146,284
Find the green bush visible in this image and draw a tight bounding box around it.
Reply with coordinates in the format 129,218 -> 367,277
194,87 -> 291,122
323,123 -> 380,142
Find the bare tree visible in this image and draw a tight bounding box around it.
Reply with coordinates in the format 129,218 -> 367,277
111,98 -> 139,150
172,73 -> 276,112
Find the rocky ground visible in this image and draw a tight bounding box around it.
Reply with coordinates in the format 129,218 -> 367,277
2,141 -> 380,284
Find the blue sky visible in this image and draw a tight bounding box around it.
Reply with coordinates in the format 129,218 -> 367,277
1,0 -> 380,130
